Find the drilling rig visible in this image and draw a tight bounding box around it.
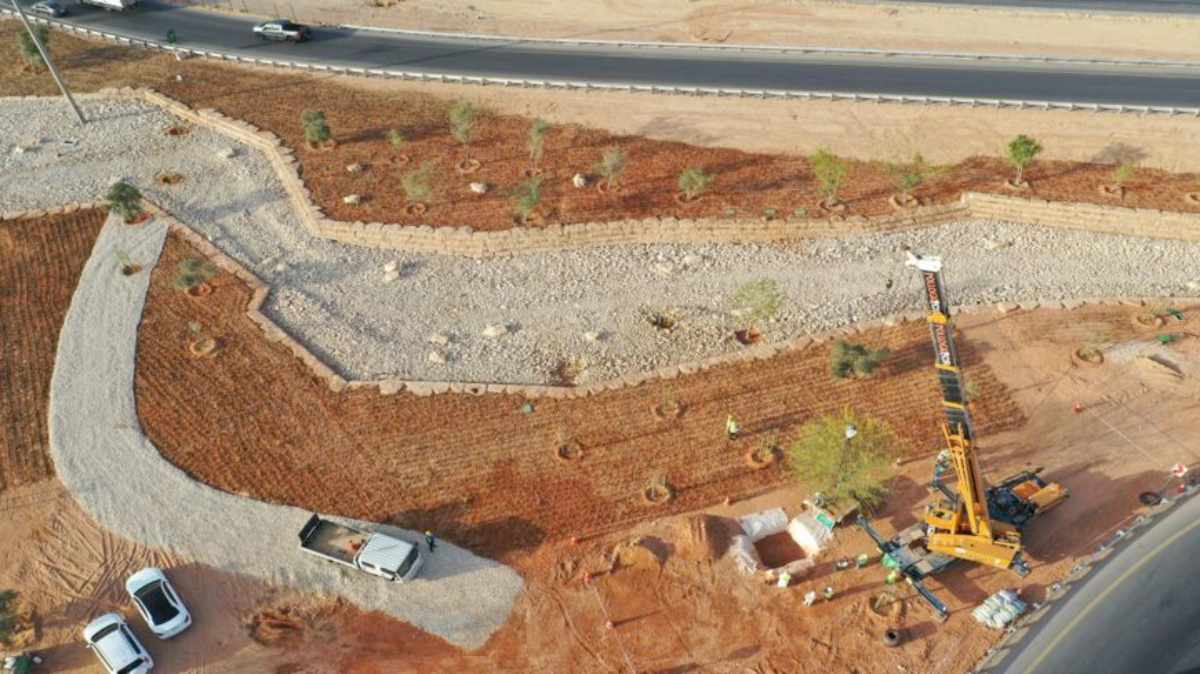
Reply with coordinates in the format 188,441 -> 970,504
856,252 -> 1069,619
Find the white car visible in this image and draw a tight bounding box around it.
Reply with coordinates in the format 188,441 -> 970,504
83,613 -> 153,674
124,567 -> 191,639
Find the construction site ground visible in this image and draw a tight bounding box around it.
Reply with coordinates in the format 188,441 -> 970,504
6,21 -> 1200,674
131,228 -> 1200,672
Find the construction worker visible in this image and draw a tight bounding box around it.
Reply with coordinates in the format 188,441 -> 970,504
424,530 -> 437,553
726,415 -> 741,440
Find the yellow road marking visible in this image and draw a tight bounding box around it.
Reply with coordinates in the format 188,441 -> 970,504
1021,510 -> 1200,674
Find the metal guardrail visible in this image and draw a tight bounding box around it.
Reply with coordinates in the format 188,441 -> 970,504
4,8 -> 1200,117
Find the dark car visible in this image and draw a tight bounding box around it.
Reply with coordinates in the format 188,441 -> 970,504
30,1 -> 68,17
252,19 -> 312,43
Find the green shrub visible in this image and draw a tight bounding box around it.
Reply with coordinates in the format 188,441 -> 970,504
677,166 -> 713,200
830,340 -> 891,379
300,110 -> 331,145
105,181 -> 143,221
1006,134 -> 1043,183
387,129 -> 407,149
889,153 -> 929,195
729,278 -> 784,329
17,25 -> 49,70
593,146 -> 626,190
512,175 -> 544,220
448,100 -> 476,145
173,258 -> 217,291
787,408 -> 900,510
810,148 -> 847,202
527,118 -> 551,169
402,161 -> 436,204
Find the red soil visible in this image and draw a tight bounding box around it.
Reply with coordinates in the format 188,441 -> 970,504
0,208 -> 106,491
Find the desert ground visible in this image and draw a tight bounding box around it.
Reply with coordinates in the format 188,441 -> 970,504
4,19 -> 1200,674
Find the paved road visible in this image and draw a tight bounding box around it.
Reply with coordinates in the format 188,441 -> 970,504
997,493 -> 1200,674
857,0 -> 1200,15
13,1 -> 1200,108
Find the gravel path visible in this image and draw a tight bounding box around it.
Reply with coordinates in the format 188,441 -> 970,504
46,212 -> 523,650
5,97 -> 1200,386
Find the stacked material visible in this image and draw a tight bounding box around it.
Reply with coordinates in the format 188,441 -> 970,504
973,589 -> 1027,629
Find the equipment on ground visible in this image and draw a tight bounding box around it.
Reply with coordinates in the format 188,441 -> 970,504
856,252 -> 1069,619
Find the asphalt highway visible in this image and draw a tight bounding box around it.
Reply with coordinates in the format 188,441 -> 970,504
13,1 -> 1200,108
997,493 -> 1200,674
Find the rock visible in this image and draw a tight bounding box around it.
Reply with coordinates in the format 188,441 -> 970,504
383,261 -> 398,273
346,163 -> 365,173
216,147 -> 237,159
342,194 -> 361,205
175,74 -> 183,82
583,331 -> 602,342
382,270 -> 400,284
429,333 -> 450,346
482,324 -> 507,338
11,146 -> 27,155
981,237 -> 1012,251
995,302 -> 1018,314
572,173 -> 588,188
681,254 -> 703,267
273,263 -> 286,273
653,263 -> 674,277
427,351 -> 447,364
469,182 -> 489,194
1187,280 -> 1200,292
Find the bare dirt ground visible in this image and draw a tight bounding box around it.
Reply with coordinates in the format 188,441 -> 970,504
135,231 -> 1024,560
0,209 -> 105,492
8,24 -> 1200,178
131,224 -> 1200,671
201,0 -> 1200,62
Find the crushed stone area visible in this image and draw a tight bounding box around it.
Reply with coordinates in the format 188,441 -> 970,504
46,212 -> 523,650
5,97 -> 1200,385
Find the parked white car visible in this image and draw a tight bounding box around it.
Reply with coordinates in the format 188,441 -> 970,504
125,567 -> 191,639
83,613 -> 153,674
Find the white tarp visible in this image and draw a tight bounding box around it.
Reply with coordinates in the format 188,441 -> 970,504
788,512 -> 834,556
736,507 -> 789,543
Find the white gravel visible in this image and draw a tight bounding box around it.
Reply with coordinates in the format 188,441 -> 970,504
5,96 -> 1200,386
46,213 -> 523,650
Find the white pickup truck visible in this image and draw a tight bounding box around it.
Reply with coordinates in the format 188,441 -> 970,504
298,514 -> 424,582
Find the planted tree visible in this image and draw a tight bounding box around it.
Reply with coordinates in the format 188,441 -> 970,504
17,25 -> 49,70
300,110 -> 331,149
729,278 -> 784,343
173,258 -> 217,294
387,129 -> 407,150
888,153 -> 929,206
1006,134 -> 1042,186
448,100 -> 476,146
105,181 -> 143,223
0,590 -> 19,645
594,146 -> 626,191
1107,162 -> 1135,198
512,175 -> 545,222
810,148 -> 847,207
830,340 -> 891,379
527,118 -> 551,172
677,166 -> 713,201
401,161 -> 436,205
787,408 -> 900,511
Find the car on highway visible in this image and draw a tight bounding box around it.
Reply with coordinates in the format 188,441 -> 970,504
81,0 -> 138,11
125,567 -> 192,639
252,19 -> 312,43
29,0 -> 67,17
83,613 -> 154,674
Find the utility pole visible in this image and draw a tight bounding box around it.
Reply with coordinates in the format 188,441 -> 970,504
11,0 -> 85,125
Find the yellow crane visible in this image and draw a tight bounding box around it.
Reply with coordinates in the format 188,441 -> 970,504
857,252 -> 1068,618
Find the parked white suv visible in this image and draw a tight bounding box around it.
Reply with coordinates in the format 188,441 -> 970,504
83,613 -> 153,674
125,567 -> 191,639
